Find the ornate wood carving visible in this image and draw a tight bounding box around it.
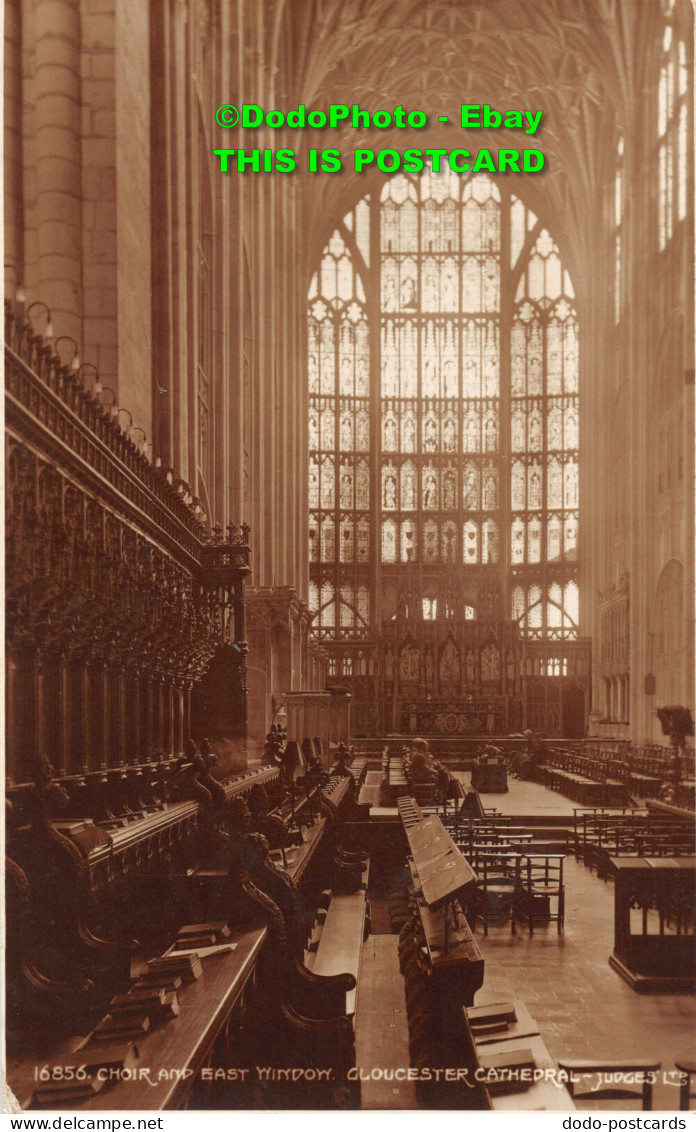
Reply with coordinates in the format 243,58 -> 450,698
5,313 -> 251,782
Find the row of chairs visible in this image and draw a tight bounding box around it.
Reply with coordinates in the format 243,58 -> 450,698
415,806 -> 564,937
544,747 -> 629,806
544,741 -> 694,804
450,823 -> 535,855
465,852 -> 565,936
574,809 -> 696,878
628,744 -> 685,793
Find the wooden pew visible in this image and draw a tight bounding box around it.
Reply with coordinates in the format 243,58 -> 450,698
5,763 -> 285,1037
312,890 -> 366,1017
397,801 -> 486,1106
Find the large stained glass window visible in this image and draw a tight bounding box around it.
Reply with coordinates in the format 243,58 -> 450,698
308,172 -> 579,642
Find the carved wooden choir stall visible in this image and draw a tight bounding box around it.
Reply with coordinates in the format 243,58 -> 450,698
4,308 -> 371,1110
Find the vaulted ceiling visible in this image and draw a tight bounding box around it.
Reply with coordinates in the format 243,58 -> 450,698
262,0 -> 674,290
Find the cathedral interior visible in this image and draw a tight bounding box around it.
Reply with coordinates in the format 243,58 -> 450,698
4,0 -> 695,1115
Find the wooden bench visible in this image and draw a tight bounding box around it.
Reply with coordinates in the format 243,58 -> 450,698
312,889 -> 366,1017
546,745 -> 633,807
381,758 -> 410,805
630,771 -> 664,797
546,757 -> 605,806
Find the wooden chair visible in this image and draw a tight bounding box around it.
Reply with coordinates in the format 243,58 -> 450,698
472,853 -> 520,936
516,854 -> 565,935
557,1059 -> 661,1110
674,1046 -> 696,1111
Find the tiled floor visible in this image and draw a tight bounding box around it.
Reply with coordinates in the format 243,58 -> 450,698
451,770 -> 587,817
355,774 -> 696,1111
474,854 -> 695,1109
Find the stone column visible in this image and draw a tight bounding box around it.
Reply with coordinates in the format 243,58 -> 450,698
34,0 -> 82,340
4,0 -> 24,274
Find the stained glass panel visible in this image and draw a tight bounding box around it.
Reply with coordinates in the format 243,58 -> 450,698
358,586 -> 370,626
423,519 -> 439,563
382,519 -> 397,563
356,518 -> 370,563
401,519 -> 417,563
442,521 -> 457,563
340,518 -> 354,563
464,520 -> 479,564
383,465 -> 397,509
482,518 -> 499,564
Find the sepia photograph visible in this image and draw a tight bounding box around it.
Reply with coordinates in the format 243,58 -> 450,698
3,0 -> 695,1119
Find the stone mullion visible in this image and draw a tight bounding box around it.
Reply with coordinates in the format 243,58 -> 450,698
369,191 -> 382,631
626,82 -> 652,742
498,188 -> 512,612
332,301 -> 341,625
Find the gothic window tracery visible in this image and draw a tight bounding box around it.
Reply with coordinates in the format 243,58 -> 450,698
308,210 -> 371,639
308,172 -> 579,642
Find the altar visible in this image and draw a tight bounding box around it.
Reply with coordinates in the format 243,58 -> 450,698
400,697 -> 509,736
